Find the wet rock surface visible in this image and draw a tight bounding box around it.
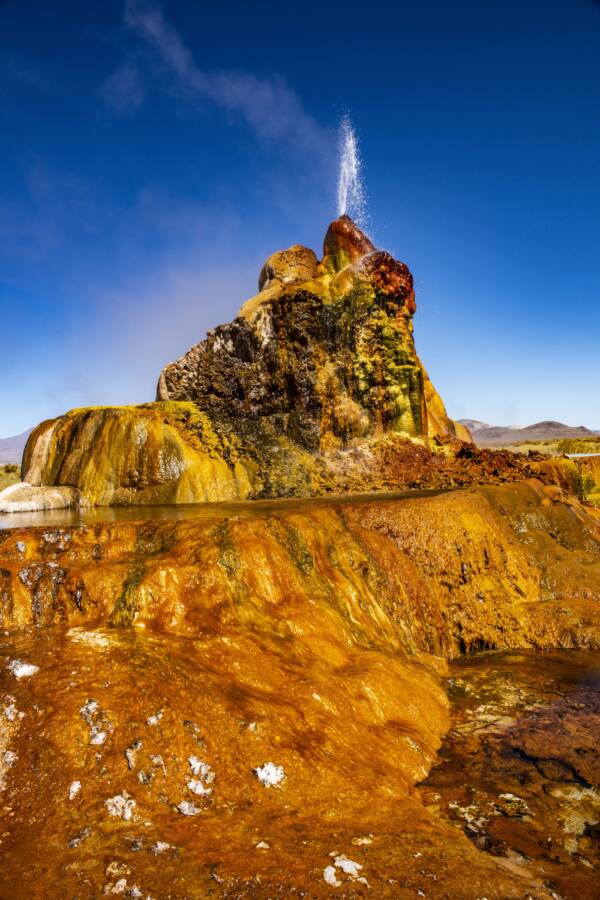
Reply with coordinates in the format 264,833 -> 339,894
419,650 -> 600,899
16,401 -> 585,508
0,484 -> 598,896
1,480 -> 600,648
0,628 -> 584,899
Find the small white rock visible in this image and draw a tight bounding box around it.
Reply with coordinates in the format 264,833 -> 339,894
4,701 -> 18,722
7,660 -> 39,679
150,754 -> 166,773
187,779 -> 212,796
331,855 -> 363,878
188,756 -> 212,779
177,801 -> 200,816
323,865 -> 341,887
105,794 -> 136,821
80,699 -> 99,720
151,841 -> 171,855
69,780 -> 82,800
253,762 -> 285,788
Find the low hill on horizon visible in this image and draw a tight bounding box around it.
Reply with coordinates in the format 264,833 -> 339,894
0,428 -> 31,465
459,419 -> 600,447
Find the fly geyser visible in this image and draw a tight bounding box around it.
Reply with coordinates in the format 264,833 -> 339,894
2,211 -> 600,900
11,216 -> 474,511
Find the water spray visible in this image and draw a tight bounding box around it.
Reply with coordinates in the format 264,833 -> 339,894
337,115 -> 368,227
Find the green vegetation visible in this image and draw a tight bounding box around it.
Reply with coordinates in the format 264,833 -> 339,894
0,464 -> 20,491
496,436 -> 600,457
556,436 -> 600,455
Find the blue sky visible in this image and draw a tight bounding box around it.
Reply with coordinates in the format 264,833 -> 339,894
1,0 -> 599,436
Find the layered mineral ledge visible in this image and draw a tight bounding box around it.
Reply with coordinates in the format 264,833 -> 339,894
10,217 -> 475,510
0,481 -> 599,897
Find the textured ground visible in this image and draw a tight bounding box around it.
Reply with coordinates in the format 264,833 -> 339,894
0,627 -> 558,900
0,481 -> 599,897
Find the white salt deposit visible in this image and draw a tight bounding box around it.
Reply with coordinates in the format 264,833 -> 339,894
8,660 -> 39,679
177,800 -> 200,816
253,762 -> 285,787
105,793 -> 136,821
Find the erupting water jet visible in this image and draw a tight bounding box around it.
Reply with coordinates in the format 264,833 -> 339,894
337,115 -> 368,227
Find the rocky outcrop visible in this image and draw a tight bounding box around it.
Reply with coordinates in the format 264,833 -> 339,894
0,479 -> 598,644
21,403 -> 254,507
16,399 -> 581,508
5,216 -> 487,508
157,215 -> 463,451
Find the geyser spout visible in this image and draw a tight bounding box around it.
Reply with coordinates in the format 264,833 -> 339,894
337,115 -> 368,227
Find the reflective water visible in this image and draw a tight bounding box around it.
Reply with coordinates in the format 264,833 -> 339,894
0,486 -> 451,531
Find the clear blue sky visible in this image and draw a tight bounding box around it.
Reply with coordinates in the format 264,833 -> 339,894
1,0 -> 599,436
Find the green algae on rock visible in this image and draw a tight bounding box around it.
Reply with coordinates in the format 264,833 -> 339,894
2,480 -> 600,648
157,215 -> 462,450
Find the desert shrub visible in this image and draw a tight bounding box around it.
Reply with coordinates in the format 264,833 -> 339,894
557,437 -> 600,455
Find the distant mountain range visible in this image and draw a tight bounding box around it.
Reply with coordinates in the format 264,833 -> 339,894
0,429 -> 32,465
458,419 -> 600,447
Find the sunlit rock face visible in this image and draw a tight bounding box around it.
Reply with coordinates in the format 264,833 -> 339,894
21,403 -> 254,507
2,481 -> 600,645
158,215 -> 462,450
19,398 -> 581,509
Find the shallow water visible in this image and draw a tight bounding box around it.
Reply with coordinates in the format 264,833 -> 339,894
0,485 -> 451,531
420,649 -> 600,899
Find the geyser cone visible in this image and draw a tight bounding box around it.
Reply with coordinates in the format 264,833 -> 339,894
321,214 -> 376,273
14,215 -> 473,512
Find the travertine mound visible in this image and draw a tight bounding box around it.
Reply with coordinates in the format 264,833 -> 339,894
8,216 -> 478,509
157,215 -> 465,451
18,400 -> 580,509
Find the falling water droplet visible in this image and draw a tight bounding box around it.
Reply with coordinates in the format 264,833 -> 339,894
337,115 -> 368,227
